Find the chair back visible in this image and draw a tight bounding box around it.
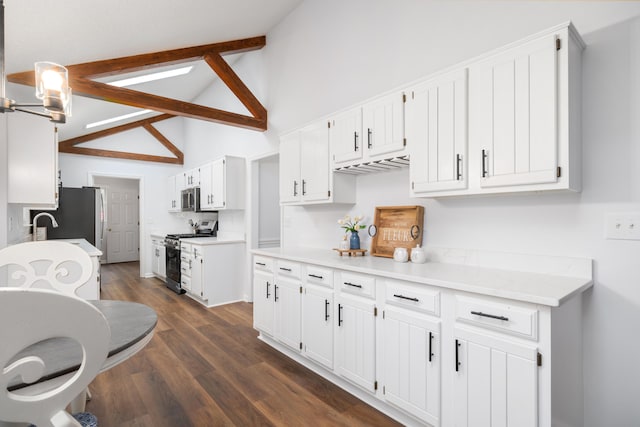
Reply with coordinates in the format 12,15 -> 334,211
0,241 -> 93,297
0,288 -> 110,427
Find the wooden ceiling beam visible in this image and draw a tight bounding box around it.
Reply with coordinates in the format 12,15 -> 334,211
59,146 -> 183,165
142,123 -> 184,163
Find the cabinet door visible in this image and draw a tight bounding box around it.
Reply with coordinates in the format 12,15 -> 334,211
151,243 -> 160,276
300,121 -> 330,202
199,162 -> 214,210
253,270 -> 275,335
335,294 -> 376,392
279,132 -> 301,203
274,276 -> 302,351
383,307 -> 440,426
453,327 -> 538,427
158,244 -> 166,278
210,158 -> 226,209
302,285 -> 333,369
409,69 -> 468,194
167,176 -> 178,211
191,247 -> 204,298
330,108 -> 363,165
362,91 -> 406,158
471,34 -> 558,189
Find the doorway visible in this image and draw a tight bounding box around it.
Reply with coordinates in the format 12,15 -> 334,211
250,153 -> 281,250
91,175 -> 141,265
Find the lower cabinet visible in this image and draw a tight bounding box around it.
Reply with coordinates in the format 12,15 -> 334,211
453,327 -> 538,427
252,254 -> 582,427
150,236 -> 166,280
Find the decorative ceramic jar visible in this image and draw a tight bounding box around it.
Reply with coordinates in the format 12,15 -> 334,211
393,247 -> 408,262
410,244 -> 426,264
350,231 -> 361,250
339,235 -> 350,250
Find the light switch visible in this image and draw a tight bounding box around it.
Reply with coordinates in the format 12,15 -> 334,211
605,212 -> 640,240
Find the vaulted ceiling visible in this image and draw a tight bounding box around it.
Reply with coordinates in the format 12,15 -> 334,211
3,0 -> 302,162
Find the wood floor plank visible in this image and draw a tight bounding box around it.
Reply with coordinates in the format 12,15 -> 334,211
86,262 -> 401,426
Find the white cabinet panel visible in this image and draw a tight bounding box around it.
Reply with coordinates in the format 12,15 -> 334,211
274,275 -> 302,351
299,121 -> 330,202
279,132 -> 302,203
199,156 -> 245,211
362,91 -> 406,158
302,285 -> 334,369
330,108 -> 363,165
253,269 -> 274,336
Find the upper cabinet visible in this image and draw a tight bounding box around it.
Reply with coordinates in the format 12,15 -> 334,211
330,107 -> 363,166
411,22 -> 584,197
200,156 -> 245,210
7,113 -> 59,208
408,68 -> 469,195
280,120 -> 356,205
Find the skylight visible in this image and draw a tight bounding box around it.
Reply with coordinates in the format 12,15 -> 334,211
108,66 -> 194,87
86,109 -> 154,129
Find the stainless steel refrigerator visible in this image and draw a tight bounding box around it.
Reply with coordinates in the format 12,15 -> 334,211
31,187 -> 105,251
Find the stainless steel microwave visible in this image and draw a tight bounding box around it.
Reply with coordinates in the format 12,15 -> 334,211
181,187 -> 201,212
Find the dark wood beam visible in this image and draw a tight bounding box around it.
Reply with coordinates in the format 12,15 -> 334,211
142,123 -> 184,163
59,146 -> 183,164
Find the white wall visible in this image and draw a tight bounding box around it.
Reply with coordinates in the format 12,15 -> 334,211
260,1 -> 640,425
0,115 -> 7,248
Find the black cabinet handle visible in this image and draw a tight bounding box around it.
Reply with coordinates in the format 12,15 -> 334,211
324,299 -> 330,321
470,311 -> 509,321
293,180 -> 298,196
343,281 -> 362,288
338,303 -> 343,326
308,274 -> 323,279
280,267 -> 292,272
481,149 -> 488,178
393,294 -> 419,302
354,131 -> 359,151
367,128 -> 372,149
302,179 -> 306,196
429,332 -> 434,362
266,282 -> 271,299
256,262 -> 266,266
274,285 -> 279,302
456,154 -> 462,180
455,339 -> 461,372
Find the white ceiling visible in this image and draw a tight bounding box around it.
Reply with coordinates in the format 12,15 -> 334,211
3,0 -> 302,140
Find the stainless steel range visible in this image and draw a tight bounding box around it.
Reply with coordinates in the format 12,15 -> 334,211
164,220 -> 217,294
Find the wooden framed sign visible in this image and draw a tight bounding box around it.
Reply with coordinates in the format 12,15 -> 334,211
369,205 -> 424,258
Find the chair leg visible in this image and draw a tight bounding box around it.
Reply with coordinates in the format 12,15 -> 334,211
69,389 -> 87,413
86,387 -> 92,401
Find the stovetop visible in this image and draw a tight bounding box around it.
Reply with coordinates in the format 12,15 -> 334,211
166,233 -> 214,239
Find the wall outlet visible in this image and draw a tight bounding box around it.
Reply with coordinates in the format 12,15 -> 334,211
605,212 -> 640,240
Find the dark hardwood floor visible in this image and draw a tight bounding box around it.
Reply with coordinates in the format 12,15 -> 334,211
87,262 -> 401,426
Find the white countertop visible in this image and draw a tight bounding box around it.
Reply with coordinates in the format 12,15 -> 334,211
183,237 -> 245,246
252,247 -> 593,307
51,238 -> 102,257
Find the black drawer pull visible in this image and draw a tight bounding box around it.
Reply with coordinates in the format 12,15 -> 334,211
393,294 -> 419,302
255,262 -> 266,266
429,332 -> 434,362
274,285 -> 279,302
279,267 -> 292,272
455,339 -> 461,372
338,304 -> 343,326
266,282 -> 271,299
308,274 -> 324,279
343,281 -> 362,288
470,311 -> 509,322
324,299 -> 330,321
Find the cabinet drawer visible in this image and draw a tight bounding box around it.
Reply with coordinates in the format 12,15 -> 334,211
180,275 -> 191,291
305,265 -> 333,288
338,271 -> 375,299
253,256 -> 274,272
276,260 -> 301,279
385,280 -> 440,316
180,261 -> 191,277
180,242 -> 192,253
456,295 -> 538,340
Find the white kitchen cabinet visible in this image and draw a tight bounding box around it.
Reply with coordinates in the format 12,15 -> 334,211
190,245 -> 204,298
279,121 -> 356,205
253,267 -> 275,336
362,91 -> 406,160
7,113 -> 59,208
151,236 -> 166,280
330,107 -> 363,166
199,156 -> 245,211
274,260 -> 302,352
453,327 -> 538,427
302,284 -> 334,370
408,68 -> 468,195
167,174 -> 181,212
184,168 -> 200,188
466,24 -> 584,195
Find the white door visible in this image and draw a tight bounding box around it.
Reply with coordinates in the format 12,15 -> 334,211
471,34 -> 558,189
279,132 -> 301,203
335,294 -> 376,393
274,276 -> 302,351
300,121 -> 330,203
330,108 -> 363,166
106,187 -> 139,263
253,270 -> 275,335
362,91 -> 406,158
383,307 -> 441,426
302,285 -> 334,369
409,68 -> 468,194
453,327 -> 538,427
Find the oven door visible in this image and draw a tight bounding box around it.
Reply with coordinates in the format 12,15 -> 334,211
165,243 -> 181,285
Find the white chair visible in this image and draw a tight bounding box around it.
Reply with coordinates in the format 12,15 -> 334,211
0,288 -> 110,427
0,241 -> 93,297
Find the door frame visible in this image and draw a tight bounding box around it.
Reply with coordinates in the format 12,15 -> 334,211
88,172 -> 144,278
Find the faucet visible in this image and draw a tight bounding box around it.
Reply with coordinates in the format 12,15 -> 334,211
32,212 -> 59,241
